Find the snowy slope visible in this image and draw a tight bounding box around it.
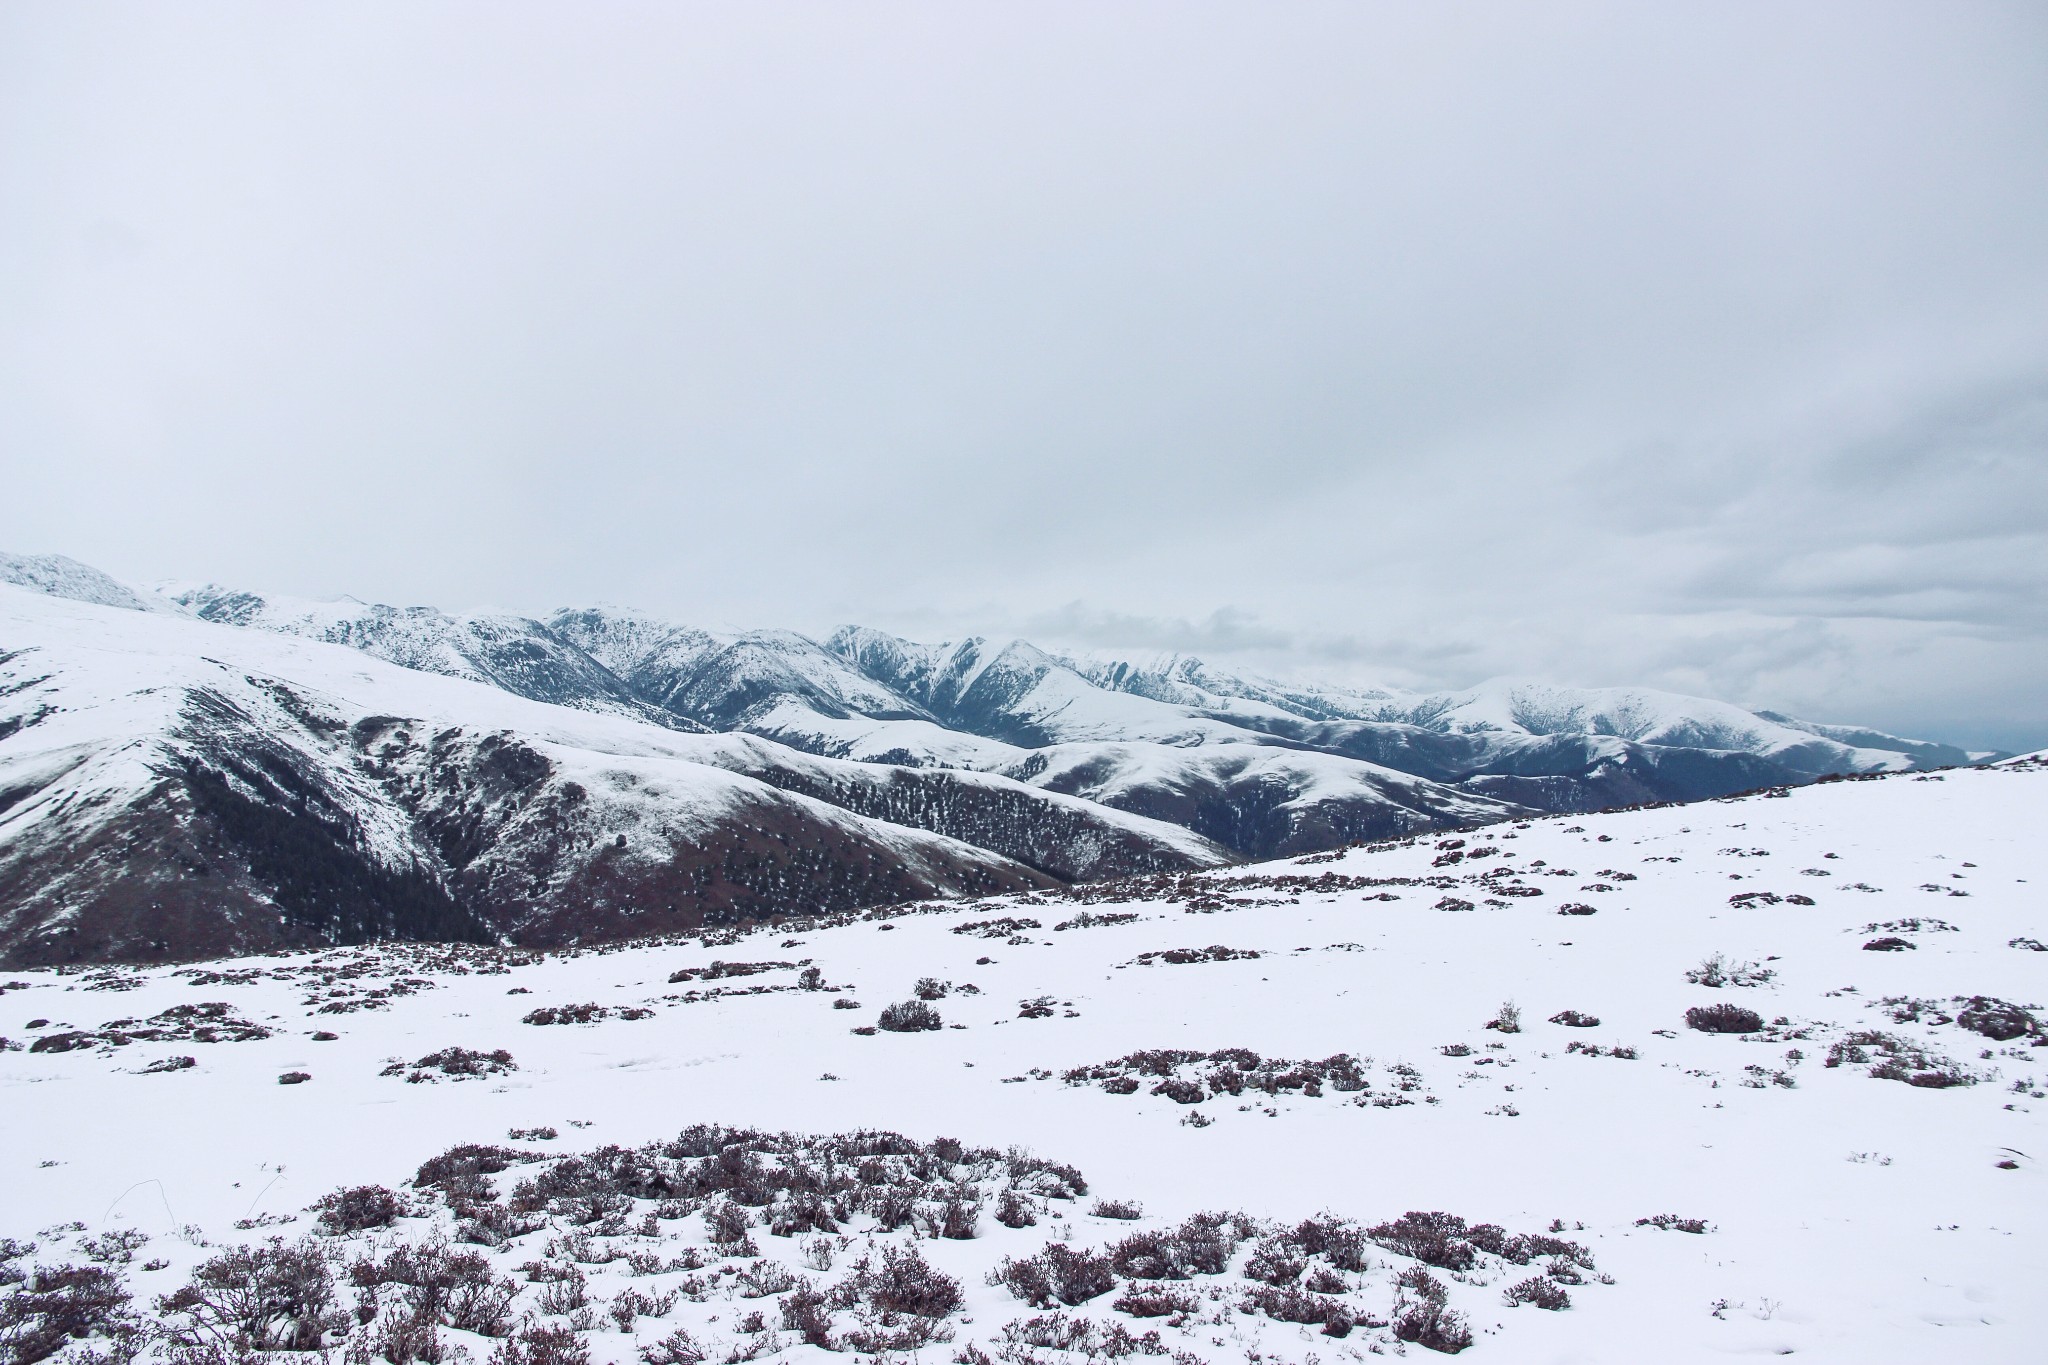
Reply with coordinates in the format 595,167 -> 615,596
3,556 -> 1997,879
33,573 -> 1543,864
168,586 -> 695,731
1001,742 -> 1523,858
2,551 -> 191,616
1,759 -> 2041,1364
0,586 -> 1235,966
545,610 -> 928,731
1059,653 -> 1932,777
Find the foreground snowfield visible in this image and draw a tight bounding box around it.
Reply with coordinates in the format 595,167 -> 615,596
3,761 -> 2043,1363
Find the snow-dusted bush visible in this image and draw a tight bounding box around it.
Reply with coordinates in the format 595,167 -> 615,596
1065,1048 -> 1372,1103
989,1244 -> 1116,1307
1395,1265 -> 1446,1301
521,1004 -> 652,1026
1393,1297 -> 1472,1353
1241,1235 -> 1305,1286
381,1047 -> 516,1083
703,1203 -> 755,1251
1369,1212 -> 1477,1272
1111,1285 -> 1197,1318
1054,911 -> 1139,931
78,1231 -> 150,1267
876,1000 -> 942,1032
1686,953 -> 1775,988
1955,996 -> 2038,1041
411,1126 -> 1085,1249
492,1320 -> 590,1365
996,1190 -> 1038,1229
1107,1214 -> 1243,1279
1242,1282 -> 1352,1333
1686,1004 -> 1764,1034
1366,1211 -> 1591,1278
951,917 -> 1040,939
0,1263 -> 137,1365
1824,1031 -> 1975,1087
158,1240 -> 346,1353
1565,1041 -> 1637,1059
992,1315 -> 1171,1358
1131,945 -> 1260,966
1503,1275 -> 1570,1309
777,1283 -> 833,1346
311,1184 -> 401,1235
634,1326 -> 701,1365
833,1244 -> 962,1320
350,1240 -> 520,1337
1293,1216 -> 1373,1272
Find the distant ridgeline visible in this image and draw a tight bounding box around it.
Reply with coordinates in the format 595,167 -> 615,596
0,552 -> 1996,965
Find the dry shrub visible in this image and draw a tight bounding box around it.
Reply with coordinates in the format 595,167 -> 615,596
877,1000 -> 943,1033
490,1321 -> 589,1365
313,1185 -> 402,1236
1,1264 -> 136,1365
1393,1299 -> 1472,1353
989,1245 -> 1116,1308
157,1240 -> 344,1352
1503,1276 -> 1570,1310
1686,1004 -> 1763,1034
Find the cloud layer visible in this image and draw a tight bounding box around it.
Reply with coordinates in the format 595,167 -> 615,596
3,3 -> 2044,750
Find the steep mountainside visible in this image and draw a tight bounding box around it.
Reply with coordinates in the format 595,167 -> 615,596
2,551 -> 191,616
0,587 -> 1237,967
156,591 -> 1549,855
169,586 -> 694,731
1,555 -> 1999,969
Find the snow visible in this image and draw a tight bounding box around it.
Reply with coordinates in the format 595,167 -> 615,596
0,552 -> 188,616
4,757 -> 2041,1362
1004,741 -> 1514,827
745,699 -> 1033,770
1059,653 -> 1941,776
0,586 -> 1222,918
5,554 -> 1980,789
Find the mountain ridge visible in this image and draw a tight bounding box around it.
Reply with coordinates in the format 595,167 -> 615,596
0,551 -> 2001,966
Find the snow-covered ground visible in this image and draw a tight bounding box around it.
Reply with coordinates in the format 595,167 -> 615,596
3,760 -> 2043,1363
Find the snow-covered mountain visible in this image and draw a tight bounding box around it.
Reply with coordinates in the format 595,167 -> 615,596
141,576 -> 1977,817
1,551 -> 191,617
167,585 -> 696,732
0,552 -> 1997,966
0,585 -> 1233,967
3,755 -> 2042,1362
153,589 -> 1543,859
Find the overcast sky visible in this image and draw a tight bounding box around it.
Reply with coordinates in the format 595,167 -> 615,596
3,3 -> 2044,751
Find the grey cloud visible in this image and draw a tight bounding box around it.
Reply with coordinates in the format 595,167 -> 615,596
1018,604 -> 1298,657
1,2 -> 2043,754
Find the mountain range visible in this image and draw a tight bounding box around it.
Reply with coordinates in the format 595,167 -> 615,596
0,551 -> 1995,966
